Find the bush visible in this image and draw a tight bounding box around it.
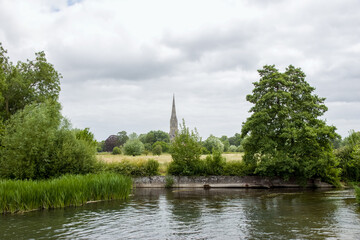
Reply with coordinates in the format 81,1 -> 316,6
112,147 -> 122,155
335,130 -> 360,181
123,139 -> 144,156
167,120 -> 203,176
152,141 -> 170,153
223,161 -> 254,176
152,145 -> 162,156
100,159 -> 159,177
205,151 -> 226,175
145,159 -> 160,176
0,101 -> 96,180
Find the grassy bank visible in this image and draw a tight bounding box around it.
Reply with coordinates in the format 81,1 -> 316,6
0,173 -> 132,214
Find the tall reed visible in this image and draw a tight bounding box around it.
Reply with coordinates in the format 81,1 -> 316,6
0,173 -> 132,214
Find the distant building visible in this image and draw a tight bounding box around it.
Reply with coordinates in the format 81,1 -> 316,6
169,95 -> 178,141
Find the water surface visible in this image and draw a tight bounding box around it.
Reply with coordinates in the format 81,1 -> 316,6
1,188 -> 359,239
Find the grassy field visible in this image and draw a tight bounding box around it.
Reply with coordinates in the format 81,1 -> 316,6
96,152 -> 244,164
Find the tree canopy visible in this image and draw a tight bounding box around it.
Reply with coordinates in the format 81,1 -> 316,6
0,43 -> 61,121
241,65 -> 340,184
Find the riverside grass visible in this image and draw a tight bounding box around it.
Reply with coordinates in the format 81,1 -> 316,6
0,173 -> 132,214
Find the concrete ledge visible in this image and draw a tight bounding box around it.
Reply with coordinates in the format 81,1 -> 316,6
133,176 -> 334,188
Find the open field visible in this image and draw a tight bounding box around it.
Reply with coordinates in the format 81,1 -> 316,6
96,152 -> 244,164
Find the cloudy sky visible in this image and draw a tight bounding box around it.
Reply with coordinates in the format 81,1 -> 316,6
1,0 -> 359,140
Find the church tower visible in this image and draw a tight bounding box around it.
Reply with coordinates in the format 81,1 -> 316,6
169,94 -> 178,141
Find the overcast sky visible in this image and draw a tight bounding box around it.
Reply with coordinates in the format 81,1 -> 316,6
1,0 -> 359,140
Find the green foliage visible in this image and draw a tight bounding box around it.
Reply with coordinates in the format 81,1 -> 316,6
74,127 -> 97,149
0,173 -> 132,214
205,151 -> 226,175
220,135 -> 230,152
139,130 -> 170,145
153,141 -> 170,152
97,140 -> 105,152
117,131 -> 129,146
112,146 -> 122,155
123,139 -> 145,156
241,65 -> 340,184
203,135 -> 224,153
99,159 -> 159,176
223,161 -> 254,176
228,133 -> 242,147
335,130 -> 360,181
341,130 -> 360,147
152,144 -> 162,156
145,159 -> 160,176
165,175 -> 175,188
0,43 -> 61,121
0,101 -> 96,179
229,145 -> 238,152
168,120 -> 203,176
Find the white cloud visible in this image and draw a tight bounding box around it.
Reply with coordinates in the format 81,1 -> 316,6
1,0 -> 360,140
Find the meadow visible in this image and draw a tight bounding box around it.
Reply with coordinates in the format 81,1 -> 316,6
96,152 -> 244,164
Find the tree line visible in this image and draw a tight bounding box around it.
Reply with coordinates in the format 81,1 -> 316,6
97,130 -> 244,156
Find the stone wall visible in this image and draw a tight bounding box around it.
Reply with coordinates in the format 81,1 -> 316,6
133,176 -> 334,188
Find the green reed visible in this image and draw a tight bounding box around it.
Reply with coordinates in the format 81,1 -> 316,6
0,173 -> 132,214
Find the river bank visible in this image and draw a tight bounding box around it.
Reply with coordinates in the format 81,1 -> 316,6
134,176 -> 334,188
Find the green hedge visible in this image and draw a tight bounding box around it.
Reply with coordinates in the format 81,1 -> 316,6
99,159 -> 159,177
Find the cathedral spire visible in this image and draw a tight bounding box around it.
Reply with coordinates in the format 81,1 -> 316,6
169,94 -> 178,141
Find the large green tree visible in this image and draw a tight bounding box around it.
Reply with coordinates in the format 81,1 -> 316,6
241,65 -> 340,184
0,43 -> 61,121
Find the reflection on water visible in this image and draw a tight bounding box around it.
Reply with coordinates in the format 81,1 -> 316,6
1,188 -> 360,239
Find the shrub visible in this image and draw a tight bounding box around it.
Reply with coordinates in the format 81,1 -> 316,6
167,120 -> 203,176
152,145 -> 162,156
152,141 -> 170,153
205,151 -> 226,175
101,159 -> 159,177
223,161 -> 254,176
124,139 -> 144,156
112,147 -> 122,155
145,159 -> 160,176
0,101 -> 96,180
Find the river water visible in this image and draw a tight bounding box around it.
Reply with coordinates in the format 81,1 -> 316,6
1,188 -> 359,239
